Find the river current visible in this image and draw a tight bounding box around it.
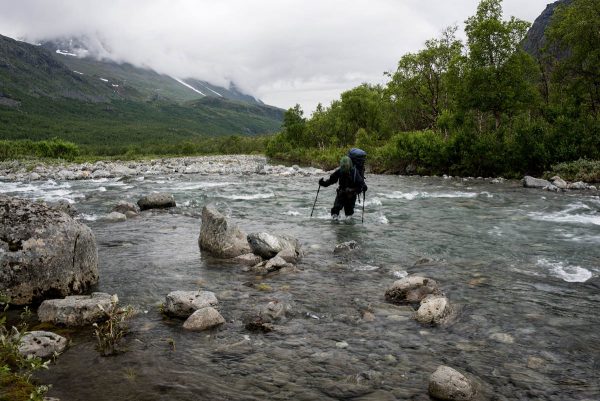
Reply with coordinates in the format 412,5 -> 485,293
1,169 -> 599,400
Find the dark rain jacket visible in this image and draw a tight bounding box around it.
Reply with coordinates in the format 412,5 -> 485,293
320,167 -> 367,194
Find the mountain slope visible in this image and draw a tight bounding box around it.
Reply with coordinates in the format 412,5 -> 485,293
522,0 -> 573,58
0,33 -> 283,154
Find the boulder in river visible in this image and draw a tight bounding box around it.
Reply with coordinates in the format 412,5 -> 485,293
415,295 -> 452,325
244,299 -> 291,332
199,205 -> 251,258
137,192 -> 176,210
523,176 -> 551,188
428,365 -> 476,401
182,306 -> 225,331
18,331 -> 68,359
163,290 -> 218,318
232,253 -> 263,267
385,275 -> 441,305
550,176 -> 568,190
37,292 -> 114,326
112,201 -> 139,215
247,232 -> 301,260
567,181 -> 588,190
0,195 -> 98,305
104,211 -> 127,222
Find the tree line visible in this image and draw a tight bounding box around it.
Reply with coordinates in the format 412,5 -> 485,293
266,0 -> 600,178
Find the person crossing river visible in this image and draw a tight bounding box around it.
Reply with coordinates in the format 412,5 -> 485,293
318,155 -> 368,219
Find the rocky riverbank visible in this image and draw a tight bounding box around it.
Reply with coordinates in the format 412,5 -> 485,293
0,155 -> 325,182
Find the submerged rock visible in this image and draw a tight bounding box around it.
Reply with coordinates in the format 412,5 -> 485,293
232,253 -> 263,267
112,201 -> 139,215
37,292 -> 114,326
182,306 -> 225,331
333,240 -> 359,255
385,275 -> 441,305
244,299 -> 291,332
104,211 -> 127,222
523,176 -> 551,188
0,195 -> 98,305
199,205 -> 251,258
428,365 -> 476,401
163,290 -> 218,318
19,331 -> 68,358
137,192 -> 176,210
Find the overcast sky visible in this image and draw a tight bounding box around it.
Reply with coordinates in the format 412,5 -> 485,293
1,0 -> 553,113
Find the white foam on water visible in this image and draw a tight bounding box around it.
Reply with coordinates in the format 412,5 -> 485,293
393,270 -> 408,278
177,182 -> 236,190
489,226 -> 503,237
91,178 -> 109,183
97,187 -> 107,192
529,202 -> 600,226
222,193 -> 274,200
378,214 -> 389,224
353,264 -> 380,271
79,213 -> 99,221
283,210 -> 301,216
364,197 -> 382,207
537,258 -> 593,283
381,191 -> 479,200
480,191 -> 494,198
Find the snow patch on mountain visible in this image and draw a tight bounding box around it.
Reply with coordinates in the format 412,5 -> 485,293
173,77 -> 205,96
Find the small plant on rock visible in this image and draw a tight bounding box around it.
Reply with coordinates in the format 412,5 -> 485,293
92,295 -> 134,356
0,294 -> 51,401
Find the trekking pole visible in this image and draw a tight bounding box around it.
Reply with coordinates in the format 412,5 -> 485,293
362,191 -> 365,223
310,185 -> 321,217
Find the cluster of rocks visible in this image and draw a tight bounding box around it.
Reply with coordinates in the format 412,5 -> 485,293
18,292 -> 119,361
198,205 -> 303,273
104,193 -> 176,222
523,175 -> 597,192
162,290 -> 225,331
0,155 -> 324,182
385,275 -> 453,325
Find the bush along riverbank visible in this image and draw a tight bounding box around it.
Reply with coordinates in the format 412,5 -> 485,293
267,0 -> 600,181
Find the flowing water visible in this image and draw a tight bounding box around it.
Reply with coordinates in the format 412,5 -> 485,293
1,171 -> 599,400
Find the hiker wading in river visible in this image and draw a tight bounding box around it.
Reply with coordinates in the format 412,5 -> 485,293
318,156 -> 368,219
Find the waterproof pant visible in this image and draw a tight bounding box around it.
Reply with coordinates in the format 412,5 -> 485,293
331,190 -> 357,216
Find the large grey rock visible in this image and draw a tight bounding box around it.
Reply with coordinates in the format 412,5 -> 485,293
37,292 -> 113,326
199,205 -> 251,258
428,365 -> 476,401
550,176 -> 568,189
183,307 -> 225,331
0,195 -> 98,305
415,295 -> 452,325
19,331 -> 68,358
385,276 -> 441,305
247,232 -> 300,259
137,192 -> 176,210
244,299 -> 291,332
523,176 -> 551,188
252,255 -> 292,274
568,181 -> 588,190
163,290 -> 218,318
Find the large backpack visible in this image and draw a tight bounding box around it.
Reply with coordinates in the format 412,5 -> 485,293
348,148 -> 367,179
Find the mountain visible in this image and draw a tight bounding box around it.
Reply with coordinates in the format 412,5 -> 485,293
40,38 -> 262,104
0,33 -> 283,153
522,0 -> 573,58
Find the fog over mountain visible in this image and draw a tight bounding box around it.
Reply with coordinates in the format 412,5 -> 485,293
1,0 -> 551,113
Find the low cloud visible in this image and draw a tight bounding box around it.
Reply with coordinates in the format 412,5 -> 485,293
1,0 -> 549,112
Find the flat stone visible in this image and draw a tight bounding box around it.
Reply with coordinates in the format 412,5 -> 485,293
333,240 -> 359,255
37,292 -> 114,326
523,176 -> 551,188
385,275 -> 441,304
137,192 -> 176,210
415,295 -> 452,325
489,332 -> 514,344
104,212 -> 127,222
19,331 -> 68,358
232,253 -> 263,266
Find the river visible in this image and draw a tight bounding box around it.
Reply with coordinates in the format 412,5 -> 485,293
1,166 -> 599,400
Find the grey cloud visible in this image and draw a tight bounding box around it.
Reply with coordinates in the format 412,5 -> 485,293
0,0 -> 551,112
